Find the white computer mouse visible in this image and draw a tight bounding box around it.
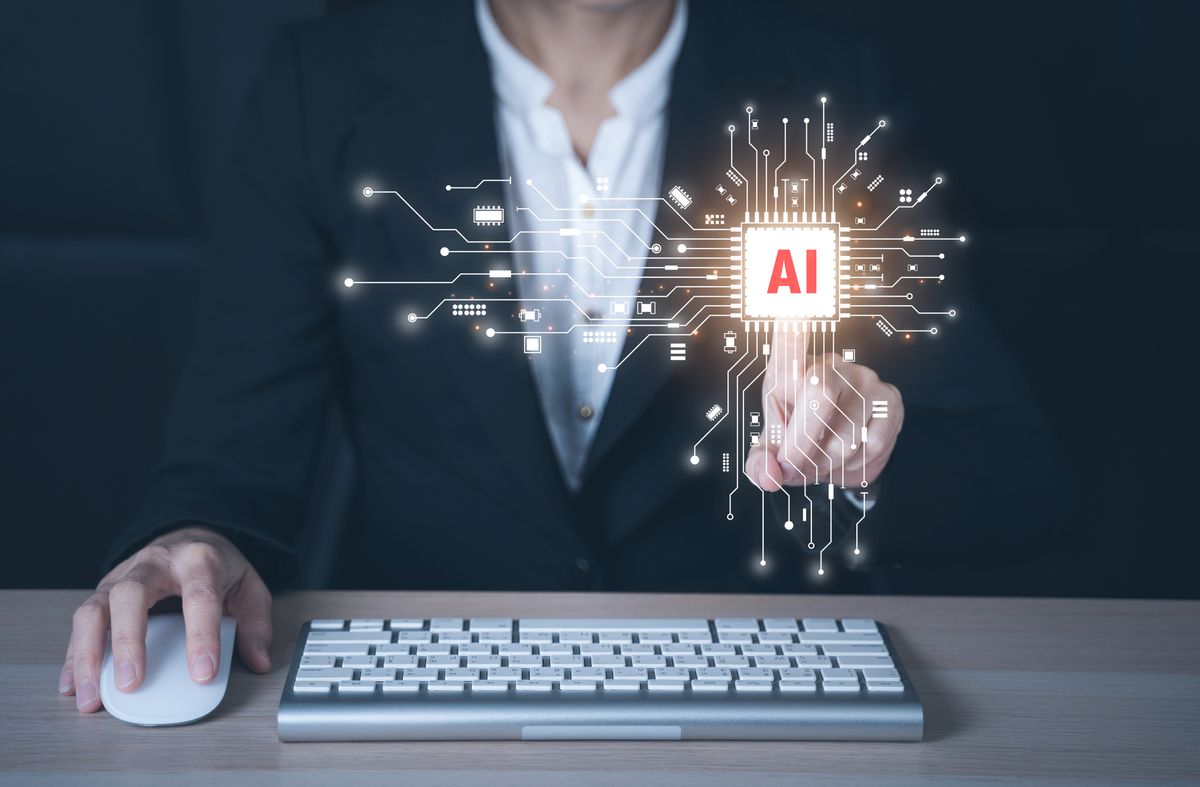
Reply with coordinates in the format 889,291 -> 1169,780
100,613 -> 236,726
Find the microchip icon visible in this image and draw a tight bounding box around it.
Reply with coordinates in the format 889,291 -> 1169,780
740,223 -> 840,320
668,185 -> 692,209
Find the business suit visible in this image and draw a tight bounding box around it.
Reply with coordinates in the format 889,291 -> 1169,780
107,1 -> 1070,594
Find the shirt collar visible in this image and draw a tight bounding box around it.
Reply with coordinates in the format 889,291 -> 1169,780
476,0 -> 687,123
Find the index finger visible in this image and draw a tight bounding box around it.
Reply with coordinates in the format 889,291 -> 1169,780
175,544 -> 227,684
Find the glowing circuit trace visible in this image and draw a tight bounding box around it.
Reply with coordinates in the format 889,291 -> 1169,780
350,97 -> 962,578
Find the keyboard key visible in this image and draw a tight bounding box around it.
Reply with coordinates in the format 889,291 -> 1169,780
735,668 -> 774,681
597,632 -> 634,644
469,618 -> 512,632
763,618 -> 799,632
307,631 -> 392,644
548,655 -> 585,668
415,644 -> 452,656
798,632 -> 883,645
716,632 -> 754,644
648,680 -> 685,692
638,632 -> 674,644
349,619 -> 385,630
427,681 -> 465,693
862,668 -> 901,682
337,681 -> 376,694
529,667 -> 565,681
753,656 -> 791,669
506,655 -> 542,668
297,668 -> 356,682
559,680 -> 598,692
867,681 -> 904,692
841,619 -> 879,633
299,655 -> 337,668
515,681 -> 553,692
466,655 -> 502,669
603,680 -> 642,692
820,668 -> 858,682
387,619 -> 424,630
781,644 -> 819,656
396,632 -> 433,643
740,644 -> 778,656
695,668 -> 732,681
802,618 -> 839,632
486,668 -> 522,682
381,681 -> 421,693
498,644 -> 532,655
292,680 -> 331,693
620,644 -> 656,656
443,668 -> 480,681
651,668 -> 690,681
401,668 -> 439,682
611,668 -> 648,681
629,655 -> 666,668
424,655 -> 462,669
820,644 -> 889,657
712,655 -> 749,669
568,667 -> 606,681
429,618 -> 464,632
779,681 -> 817,692
457,643 -> 494,655
700,644 -> 737,656
519,619 -> 709,633
835,656 -> 895,670
757,632 -> 795,645
822,681 -> 861,692
538,645 -> 575,658
714,618 -> 759,632
677,632 -> 713,643
793,656 -> 833,669
672,655 -> 708,669
662,644 -> 697,655
341,656 -> 377,669
382,655 -> 419,669
478,632 -> 512,643
436,631 -> 472,644
735,681 -> 773,692
309,619 -> 346,630
779,668 -> 817,682
579,644 -> 614,655
471,680 -> 510,692
588,654 -> 625,668
356,669 -> 396,682
302,643 -> 370,657
690,680 -> 728,692
560,632 -> 594,644
519,632 -> 555,644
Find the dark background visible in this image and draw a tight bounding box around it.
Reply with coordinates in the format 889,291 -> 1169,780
0,1 -> 1193,596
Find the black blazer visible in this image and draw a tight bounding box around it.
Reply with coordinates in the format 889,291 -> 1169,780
108,1 -> 1070,593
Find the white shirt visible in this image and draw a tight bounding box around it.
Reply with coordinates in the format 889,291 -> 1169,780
476,0 -> 687,491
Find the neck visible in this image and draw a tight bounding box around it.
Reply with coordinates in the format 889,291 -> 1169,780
488,0 -> 675,163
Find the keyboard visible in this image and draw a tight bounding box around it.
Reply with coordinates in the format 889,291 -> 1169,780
277,617 -> 922,741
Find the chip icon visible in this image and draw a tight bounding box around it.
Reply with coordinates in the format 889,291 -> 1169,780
740,223 -> 840,321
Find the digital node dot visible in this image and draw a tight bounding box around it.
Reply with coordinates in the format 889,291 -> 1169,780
485,328 -> 495,337
439,247 -> 449,257
784,520 -> 794,530
343,277 -> 354,288
596,363 -> 608,373
690,455 -> 700,465
362,187 -> 373,197
677,243 -> 687,253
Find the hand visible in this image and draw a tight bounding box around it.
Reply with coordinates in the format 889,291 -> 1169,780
59,526 -> 272,713
745,339 -> 903,492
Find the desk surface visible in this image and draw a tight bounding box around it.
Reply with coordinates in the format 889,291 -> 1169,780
1,590 -> 1197,785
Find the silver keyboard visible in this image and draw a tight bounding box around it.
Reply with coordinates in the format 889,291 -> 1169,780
278,617 -> 922,741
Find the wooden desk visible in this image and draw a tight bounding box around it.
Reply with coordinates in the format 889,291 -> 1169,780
1,590 -> 1197,785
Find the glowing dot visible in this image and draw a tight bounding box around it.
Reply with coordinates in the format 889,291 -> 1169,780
760,560 -> 767,567
959,235 -> 967,242
763,149 -> 770,157
690,455 -> 700,466
935,176 -> 943,184
444,185 -> 451,191
343,277 -> 354,288
878,119 -> 886,127
597,363 -> 607,373
803,117 -> 810,124
782,117 -> 789,124
948,309 -> 957,317
651,243 -> 662,254
579,194 -> 589,204
728,124 -> 736,132
677,243 -> 687,253
850,443 -> 857,450
727,513 -> 735,521
808,542 -> 815,549
818,568 -> 825,575
939,253 -> 945,259
931,326 -> 939,335
485,328 -> 495,337
407,313 -> 417,323
810,401 -> 819,410
854,548 -> 861,555
525,178 -> 533,185
820,96 -> 827,103
746,105 -> 754,113
784,520 -> 794,530
439,247 -> 449,257
810,375 -> 819,385
939,274 -> 946,281
362,187 -> 373,197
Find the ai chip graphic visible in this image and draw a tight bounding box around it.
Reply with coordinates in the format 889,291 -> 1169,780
739,222 -> 840,321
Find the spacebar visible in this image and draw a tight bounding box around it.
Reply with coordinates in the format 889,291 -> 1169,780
519,619 -> 710,632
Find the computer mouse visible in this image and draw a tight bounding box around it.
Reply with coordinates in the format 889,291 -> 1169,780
100,613 -> 236,726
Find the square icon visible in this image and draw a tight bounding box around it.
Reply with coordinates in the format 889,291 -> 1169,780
741,223 -> 839,320
523,335 -> 542,354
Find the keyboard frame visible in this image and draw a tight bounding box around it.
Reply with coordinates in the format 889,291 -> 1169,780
277,620 -> 923,742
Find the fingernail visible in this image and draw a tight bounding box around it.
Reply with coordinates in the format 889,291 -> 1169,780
76,681 -> 98,709
190,653 -> 215,681
58,668 -> 73,695
116,661 -> 137,690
